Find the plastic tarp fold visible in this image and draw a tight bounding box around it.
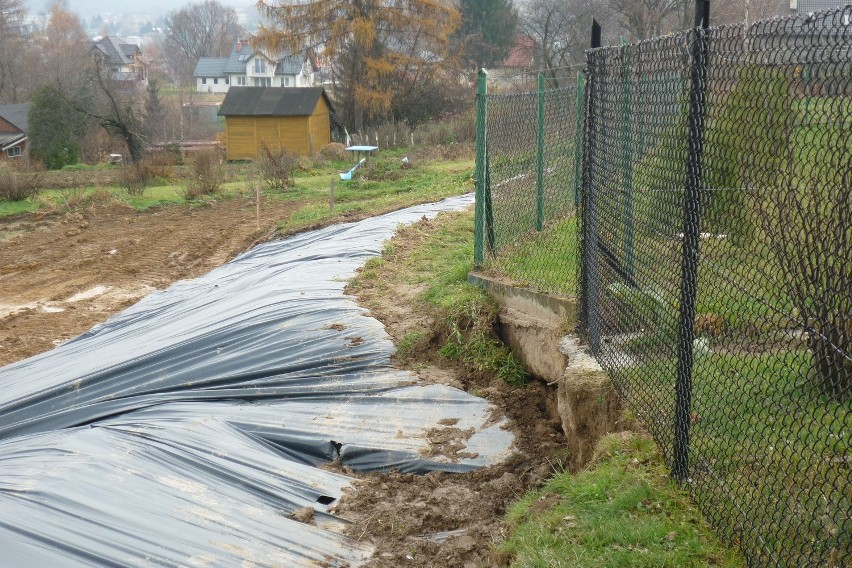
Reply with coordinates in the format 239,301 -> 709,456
0,194 -> 514,566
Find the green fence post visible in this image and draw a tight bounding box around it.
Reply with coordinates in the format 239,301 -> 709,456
474,69 -> 487,267
573,71 -> 585,209
536,73 -> 545,231
621,37 -> 635,278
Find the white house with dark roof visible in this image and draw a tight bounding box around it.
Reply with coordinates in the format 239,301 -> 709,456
194,40 -> 316,94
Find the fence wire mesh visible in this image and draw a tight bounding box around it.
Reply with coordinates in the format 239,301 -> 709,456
478,81 -> 582,295
581,7 -> 850,567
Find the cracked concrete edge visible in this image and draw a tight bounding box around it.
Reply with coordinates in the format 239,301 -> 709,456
467,272 -> 577,327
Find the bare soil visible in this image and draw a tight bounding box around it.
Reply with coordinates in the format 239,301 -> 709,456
0,198 -> 298,366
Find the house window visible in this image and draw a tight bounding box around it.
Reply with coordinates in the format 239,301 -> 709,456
6,145 -> 22,158
254,77 -> 271,87
253,59 -> 267,74
202,78 -> 207,84
213,78 -> 218,84
225,77 -> 229,85
237,76 -> 247,86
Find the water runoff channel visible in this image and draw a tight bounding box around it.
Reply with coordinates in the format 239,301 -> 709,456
0,194 -> 515,567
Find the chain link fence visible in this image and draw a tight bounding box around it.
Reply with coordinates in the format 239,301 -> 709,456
477,4 -> 850,566
474,76 -> 583,295
583,8 -> 850,567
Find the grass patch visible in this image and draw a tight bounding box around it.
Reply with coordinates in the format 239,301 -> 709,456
276,159 -> 474,233
487,215 -> 579,295
0,198 -> 37,216
348,209 -> 528,386
0,152 -> 474,224
499,432 -> 745,568
401,211 -> 527,385
612,350 -> 850,565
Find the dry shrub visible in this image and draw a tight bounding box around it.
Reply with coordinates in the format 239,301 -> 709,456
143,151 -> 176,179
183,149 -> 224,199
118,164 -> 150,196
0,166 -> 42,201
258,144 -> 298,192
318,142 -> 348,162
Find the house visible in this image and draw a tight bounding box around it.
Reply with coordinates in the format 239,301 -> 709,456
194,40 -> 316,94
502,35 -> 536,70
218,87 -> 332,160
90,35 -> 147,85
0,103 -> 30,161
489,35 -> 537,90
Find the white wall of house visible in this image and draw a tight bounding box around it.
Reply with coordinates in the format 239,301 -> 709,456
196,77 -> 230,93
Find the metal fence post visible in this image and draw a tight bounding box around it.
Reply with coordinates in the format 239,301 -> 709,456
581,20 -> 603,354
673,0 -> 710,483
573,71 -> 584,209
620,37 -> 635,279
536,73 -> 545,231
474,69 -> 488,268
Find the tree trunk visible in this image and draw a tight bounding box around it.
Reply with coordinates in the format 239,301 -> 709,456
807,321 -> 850,402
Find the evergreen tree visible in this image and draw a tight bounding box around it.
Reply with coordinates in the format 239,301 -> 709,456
29,84 -> 87,169
456,0 -> 518,69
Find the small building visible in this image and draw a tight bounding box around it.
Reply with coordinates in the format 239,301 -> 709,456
194,40 -> 316,94
218,87 -> 333,160
90,35 -> 147,86
0,103 -> 31,161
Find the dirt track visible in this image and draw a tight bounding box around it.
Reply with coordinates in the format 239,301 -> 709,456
0,198 -> 301,366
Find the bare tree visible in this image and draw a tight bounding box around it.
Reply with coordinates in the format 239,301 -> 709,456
164,0 -> 244,85
0,0 -> 27,102
521,0 -> 603,87
606,0 -> 684,40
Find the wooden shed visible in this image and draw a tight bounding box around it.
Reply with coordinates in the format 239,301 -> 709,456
218,87 -> 333,160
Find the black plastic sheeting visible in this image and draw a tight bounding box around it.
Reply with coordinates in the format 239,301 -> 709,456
0,194 -> 515,567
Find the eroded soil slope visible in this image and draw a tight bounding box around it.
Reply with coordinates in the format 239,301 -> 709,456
340,216 -> 567,567
0,199 -> 299,366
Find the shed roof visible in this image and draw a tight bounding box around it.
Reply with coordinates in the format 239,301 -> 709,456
0,102 -> 31,133
218,87 -> 332,117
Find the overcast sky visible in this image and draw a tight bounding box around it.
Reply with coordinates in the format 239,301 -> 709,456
25,1 -> 257,17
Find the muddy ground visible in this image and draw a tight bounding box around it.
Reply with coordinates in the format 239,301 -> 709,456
0,198 -> 299,366
0,203 -> 567,566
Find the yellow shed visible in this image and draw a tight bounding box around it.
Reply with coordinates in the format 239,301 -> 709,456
218,87 -> 333,160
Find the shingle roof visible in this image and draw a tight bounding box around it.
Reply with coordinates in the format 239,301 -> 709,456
91,36 -> 139,66
218,87 -> 332,117
276,55 -> 303,75
194,57 -> 229,77
0,102 -> 31,133
224,42 -> 256,73
207,41 -> 309,77
0,132 -> 27,150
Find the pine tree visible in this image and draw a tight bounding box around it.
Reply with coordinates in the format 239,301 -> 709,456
456,0 -> 518,69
